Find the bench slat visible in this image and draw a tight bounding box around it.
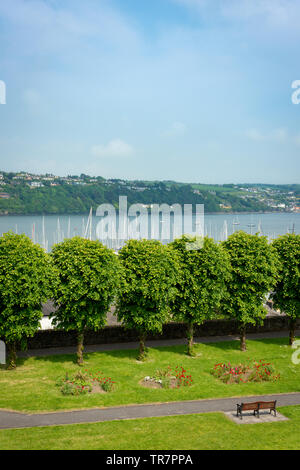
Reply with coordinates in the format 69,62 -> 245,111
257,401 -> 276,409
241,403 -> 259,410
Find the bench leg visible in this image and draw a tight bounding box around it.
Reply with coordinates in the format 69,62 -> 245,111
236,406 -> 242,419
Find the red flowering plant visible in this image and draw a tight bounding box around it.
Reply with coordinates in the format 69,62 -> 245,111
174,366 -> 193,387
143,365 -> 193,389
56,371 -> 92,396
212,359 -> 280,384
84,370 -> 116,392
56,370 -> 116,395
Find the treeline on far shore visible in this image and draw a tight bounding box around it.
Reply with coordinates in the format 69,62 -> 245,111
0,230 -> 299,369
1,175 -> 298,215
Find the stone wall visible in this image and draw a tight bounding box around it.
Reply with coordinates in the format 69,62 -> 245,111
25,315 -> 300,350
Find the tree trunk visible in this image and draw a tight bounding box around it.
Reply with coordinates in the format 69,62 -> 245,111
240,325 -> 246,351
77,331 -> 84,366
138,333 -> 146,361
187,322 -> 194,356
7,342 -> 17,370
289,318 -> 297,346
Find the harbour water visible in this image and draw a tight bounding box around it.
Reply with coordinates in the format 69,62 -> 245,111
0,212 -> 298,251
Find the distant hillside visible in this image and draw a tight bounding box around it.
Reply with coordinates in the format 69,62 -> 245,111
0,171 -> 299,215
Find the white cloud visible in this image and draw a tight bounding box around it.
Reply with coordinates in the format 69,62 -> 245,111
0,0 -> 140,56
172,0 -> 300,35
245,129 -> 264,141
163,121 -> 187,137
270,128 -> 288,142
246,128 -> 289,143
91,139 -> 134,158
221,0 -> 297,25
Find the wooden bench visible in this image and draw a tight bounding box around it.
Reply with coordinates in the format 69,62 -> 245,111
236,400 -> 277,419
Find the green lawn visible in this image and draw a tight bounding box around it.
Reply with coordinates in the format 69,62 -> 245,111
0,337 -> 299,413
0,406 -> 299,450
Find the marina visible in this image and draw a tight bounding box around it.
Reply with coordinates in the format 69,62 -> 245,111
0,211 -> 299,251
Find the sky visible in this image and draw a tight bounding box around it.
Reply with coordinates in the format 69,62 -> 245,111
0,0 -> 300,184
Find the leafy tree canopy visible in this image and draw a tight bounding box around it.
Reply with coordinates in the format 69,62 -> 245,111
222,231 -> 278,328
51,237 -> 122,332
117,239 -> 179,336
170,236 -> 231,325
0,232 -> 53,367
271,233 -> 300,345
271,233 -> 300,319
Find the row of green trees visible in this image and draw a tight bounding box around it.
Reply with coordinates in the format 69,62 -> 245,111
0,231 -> 299,369
0,180 -> 272,215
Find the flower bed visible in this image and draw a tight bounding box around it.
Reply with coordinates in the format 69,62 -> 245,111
56,370 -> 116,395
211,360 -> 280,384
142,366 -> 193,389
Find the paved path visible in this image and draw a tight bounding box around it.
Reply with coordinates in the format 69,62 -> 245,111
18,329 -> 300,358
1,393 -> 300,430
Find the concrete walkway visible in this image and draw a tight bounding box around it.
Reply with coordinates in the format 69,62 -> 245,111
1,393 -> 300,430
18,329 -> 300,358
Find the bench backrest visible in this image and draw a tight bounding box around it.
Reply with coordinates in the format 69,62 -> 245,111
241,402 -> 259,411
257,401 -> 276,409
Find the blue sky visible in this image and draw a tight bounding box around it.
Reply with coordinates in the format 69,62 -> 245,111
0,0 -> 299,183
